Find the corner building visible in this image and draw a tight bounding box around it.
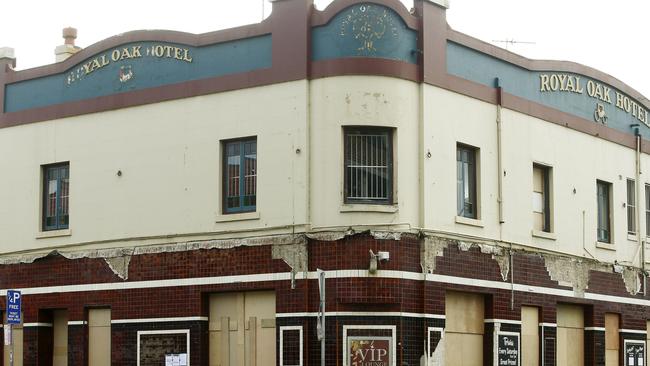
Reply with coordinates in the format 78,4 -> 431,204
1,0 -> 649,365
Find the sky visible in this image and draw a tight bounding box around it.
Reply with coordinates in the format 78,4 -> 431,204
1,0 -> 649,97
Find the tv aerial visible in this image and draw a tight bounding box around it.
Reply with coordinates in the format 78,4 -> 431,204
492,38 -> 536,50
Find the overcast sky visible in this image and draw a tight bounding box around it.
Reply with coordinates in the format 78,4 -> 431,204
1,0 -> 649,97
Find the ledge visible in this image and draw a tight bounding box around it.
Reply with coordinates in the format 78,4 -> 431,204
627,233 -> 639,242
595,241 -> 616,251
340,204 -> 398,213
215,211 -> 260,223
455,216 -> 483,227
36,228 -> 71,239
532,230 -> 556,240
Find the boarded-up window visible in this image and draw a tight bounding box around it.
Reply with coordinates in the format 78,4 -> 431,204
445,291 -> 484,366
556,304 -> 584,366
89,308 -> 111,366
605,313 -> 619,366
209,291 -> 276,366
521,306 -> 539,366
53,310 -> 68,366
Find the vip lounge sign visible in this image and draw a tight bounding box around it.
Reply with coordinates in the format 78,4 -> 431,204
349,338 -> 391,366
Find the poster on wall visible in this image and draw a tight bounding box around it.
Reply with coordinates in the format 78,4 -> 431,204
497,332 -> 520,366
624,340 -> 645,366
348,337 -> 392,366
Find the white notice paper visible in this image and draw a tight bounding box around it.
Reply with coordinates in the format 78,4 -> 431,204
179,354 -> 188,365
629,357 -> 634,365
3,326 -> 11,346
165,355 -> 173,366
172,355 -> 180,366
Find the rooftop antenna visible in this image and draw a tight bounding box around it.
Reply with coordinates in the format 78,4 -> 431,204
492,38 -> 536,51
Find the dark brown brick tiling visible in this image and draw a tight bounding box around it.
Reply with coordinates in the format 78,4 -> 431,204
0,234 -> 647,365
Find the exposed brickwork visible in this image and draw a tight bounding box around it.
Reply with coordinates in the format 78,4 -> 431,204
0,234 -> 647,365
308,234 -> 421,272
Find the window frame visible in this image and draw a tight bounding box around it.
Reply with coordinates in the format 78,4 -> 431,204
456,143 -> 479,219
42,162 -> 70,231
597,180 -> 612,243
533,164 -> 552,233
343,127 -> 394,205
645,183 -> 650,238
627,179 -> 636,235
222,137 -> 257,214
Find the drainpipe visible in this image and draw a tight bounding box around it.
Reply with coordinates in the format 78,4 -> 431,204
495,78 -> 505,225
632,125 -> 645,294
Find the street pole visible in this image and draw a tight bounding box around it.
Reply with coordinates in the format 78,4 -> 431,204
317,269 -> 325,366
8,324 -> 13,366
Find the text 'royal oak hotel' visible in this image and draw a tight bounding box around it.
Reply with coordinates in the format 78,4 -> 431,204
1,0 -> 649,365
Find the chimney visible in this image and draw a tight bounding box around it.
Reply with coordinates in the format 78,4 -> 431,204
55,27 -> 81,62
0,47 -> 16,71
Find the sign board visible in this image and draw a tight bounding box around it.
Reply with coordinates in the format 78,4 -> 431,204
6,290 -> 21,325
348,337 -> 391,366
624,340 -> 645,366
497,332 -> 520,366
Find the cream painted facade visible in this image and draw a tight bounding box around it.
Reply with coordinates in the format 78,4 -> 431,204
0,75 -> 648,268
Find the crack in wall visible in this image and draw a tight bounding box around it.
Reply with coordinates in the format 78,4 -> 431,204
421,237 -> 450,273
0,231 -> 644,296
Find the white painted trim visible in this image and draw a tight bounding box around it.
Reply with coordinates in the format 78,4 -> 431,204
113,316 -> 208,324
276,311 -> 444,319
36,228 -> 71,239
279,326 -> 303,366
1,272 -> 293,296
2,269 -> 649,309
584,327 -> 606,331
68,320 -> 85,326
137,329 -> 190,366
343,325 -> 396,366
485,319 -> 521,325
427,327 -> 444,357
621,329 -> 648,335
23,322 -> 52,327
539,323 -> 557,328
215,211 -> 260,223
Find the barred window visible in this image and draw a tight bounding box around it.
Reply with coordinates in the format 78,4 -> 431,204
223,138 -> 257,213
344,127 -> 393,204
43,163 -> 69,231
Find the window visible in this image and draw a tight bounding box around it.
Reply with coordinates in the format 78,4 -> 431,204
457,144 -> 478,218
223,138 -> 257,213
42,163 -> 69,231
597,180 -> 611,243
533,164 -> 552,232
344,127 -> 393,204
627,179 -> 636,234
645,184 -> 650,237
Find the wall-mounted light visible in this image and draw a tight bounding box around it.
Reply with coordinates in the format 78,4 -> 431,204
369,250 -> 390,274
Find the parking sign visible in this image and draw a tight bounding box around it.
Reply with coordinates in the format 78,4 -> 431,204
6,290 -> 21,325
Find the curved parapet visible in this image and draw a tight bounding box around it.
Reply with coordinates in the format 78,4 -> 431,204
1,0 -> 648,149
446,29 -> 650,141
